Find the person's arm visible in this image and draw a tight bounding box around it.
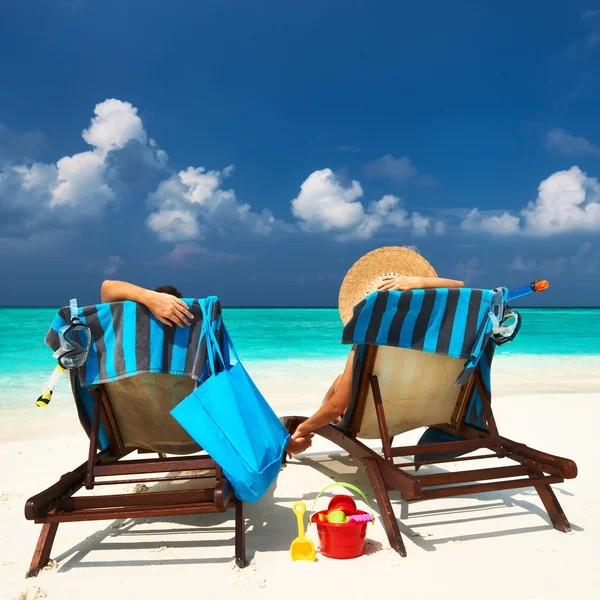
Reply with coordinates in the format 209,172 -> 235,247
101,280 -> 151,304
377,275 -> 464,292
289,349 -> 355,445
100,280 -> 194,328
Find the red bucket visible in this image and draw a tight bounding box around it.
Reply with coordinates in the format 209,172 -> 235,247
309,482 -> 374,560
311,509 -> 369,559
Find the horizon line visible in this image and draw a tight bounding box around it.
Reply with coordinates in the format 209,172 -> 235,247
1,305 -> 599,310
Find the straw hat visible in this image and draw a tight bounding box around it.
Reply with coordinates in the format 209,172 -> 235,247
338,246 -> 437,324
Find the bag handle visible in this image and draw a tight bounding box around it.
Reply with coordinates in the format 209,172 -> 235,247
199,298 -> 239,375
309,482 -> 374,525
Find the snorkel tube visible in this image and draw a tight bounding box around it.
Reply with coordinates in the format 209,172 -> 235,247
36,298 -> 91,407
507,279 -> 549,302
36,364 -> 66,407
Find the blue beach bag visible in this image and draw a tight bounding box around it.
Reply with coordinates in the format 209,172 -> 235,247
170,302 -> 289,502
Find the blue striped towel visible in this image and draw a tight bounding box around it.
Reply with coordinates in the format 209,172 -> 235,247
45,296 -> 227,387
342,287 -> 507,386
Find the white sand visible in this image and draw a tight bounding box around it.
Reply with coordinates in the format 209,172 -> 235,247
2,356 -> 599,599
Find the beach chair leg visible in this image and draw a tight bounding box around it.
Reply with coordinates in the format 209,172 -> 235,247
26,522 -> 59,578
534,483 -> 571,533
234,497 -> 247,568
363,457 -> 407,557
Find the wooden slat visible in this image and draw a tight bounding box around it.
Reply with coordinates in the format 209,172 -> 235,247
499,437 -> 578,479
94,457 -> 215,477
420,475 -> 563,500
418,465 -> 529,488
38,502 -> 223,523
371,375 -> 393,463
94,473 -> 215,486
97,386 -> 125,454
316,422 -> 417,498
450,374 -> 475,428
59,489 -> 214,511
86,394 -> 102,489
401,452 -> 499,469
391,437 -> 492,458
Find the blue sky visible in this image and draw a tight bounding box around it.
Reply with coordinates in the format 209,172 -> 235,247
1,0 -> 600,307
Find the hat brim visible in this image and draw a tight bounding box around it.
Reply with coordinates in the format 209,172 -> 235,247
338,246 -> 437,324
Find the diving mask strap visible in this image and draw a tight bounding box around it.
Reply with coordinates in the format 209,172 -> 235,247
69,298 -> 79,321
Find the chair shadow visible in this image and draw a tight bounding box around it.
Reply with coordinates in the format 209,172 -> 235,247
293,449 -> 583,554
52,447 -> 581,571
53,461 -> 320,573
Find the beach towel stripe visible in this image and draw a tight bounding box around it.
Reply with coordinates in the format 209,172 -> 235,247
399,291 -> 423,349
341,298 -> 367,343
460,289 -> 483,359
171,317 -> 191,374
109,304 -> 125,377
365,291 -> 389,343
423,288 -> 448,351
81,309 -> 99,384
386,291 -> 412,346
412,289 -> 437,351
436,288 -> 460,355
97,304 -> 117,380
447,289 -> 470,358
162,318 -> 177,373
135,303 -> 151,372
376,292 -> 400,345
122,301 -> 137,372
184,300 -> 203,375
149,314 -> 164,372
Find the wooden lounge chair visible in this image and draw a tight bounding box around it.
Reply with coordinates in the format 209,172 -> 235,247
24,372 -> 246,577
286,344 -> 577,556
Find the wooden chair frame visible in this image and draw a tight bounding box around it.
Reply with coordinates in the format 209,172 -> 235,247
24,385 -> 246,577
294,345 -> 578,556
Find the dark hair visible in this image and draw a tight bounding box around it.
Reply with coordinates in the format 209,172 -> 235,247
154,285 -> 183,298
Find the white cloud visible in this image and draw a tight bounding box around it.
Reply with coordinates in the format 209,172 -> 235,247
582,9 -> 600,21
411,213 -> 430,236
461,167 -> 600,237
103,255 -> 124,276
544,128 -> 600,157
82,99 -> 147,152
146,209 -> 202,242
510,255 -> 567,276
570,242 -> 600,274
512,244 -> 599,276
434,220 -> 446,235
461,208 -> 521,235
146,165 -> 281,243
158,242 -> 250,267
0,99 -> 165,236
521,166 -> 600,234
454,257 -> 484,285
291,169 -> 365,232
291,168 -> 427,240
364,154 -> 437,185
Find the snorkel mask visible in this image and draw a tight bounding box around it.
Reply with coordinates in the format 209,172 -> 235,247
52,298 -> 91,369
38,299 -> 91,407
492,306 -> 521,346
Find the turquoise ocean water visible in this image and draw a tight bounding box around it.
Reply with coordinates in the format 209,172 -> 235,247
0,307 -> 599,411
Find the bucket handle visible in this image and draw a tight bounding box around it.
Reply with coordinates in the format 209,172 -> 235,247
309,482 -> 374,525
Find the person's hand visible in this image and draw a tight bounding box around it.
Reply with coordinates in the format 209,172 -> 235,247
286,430 -> 314,458
376,275 -> 424,292
145,291 -> 194,328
